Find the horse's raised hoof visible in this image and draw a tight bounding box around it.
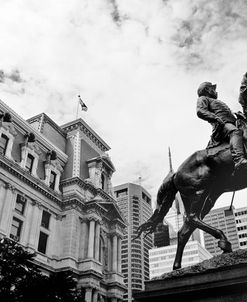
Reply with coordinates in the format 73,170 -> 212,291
218,239 -> 232,253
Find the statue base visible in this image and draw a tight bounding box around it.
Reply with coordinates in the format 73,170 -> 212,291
133,249 -> 247,302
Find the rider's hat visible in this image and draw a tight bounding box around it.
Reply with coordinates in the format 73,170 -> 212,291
197,82 -> 217,97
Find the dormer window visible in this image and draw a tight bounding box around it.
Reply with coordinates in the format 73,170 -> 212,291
0,134 -> 9,155
0,112 -> 17,160
20,133 -> 41,177
44,150 -> 63,192
49,171 -> 56,190
25,153 -> 34,173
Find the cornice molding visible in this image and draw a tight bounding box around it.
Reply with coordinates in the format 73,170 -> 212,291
0,155 -> 62,205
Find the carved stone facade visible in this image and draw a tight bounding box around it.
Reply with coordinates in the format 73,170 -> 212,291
0,101 -> 126,302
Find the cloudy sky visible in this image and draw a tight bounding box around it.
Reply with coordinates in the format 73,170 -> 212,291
0,0 -> 247,210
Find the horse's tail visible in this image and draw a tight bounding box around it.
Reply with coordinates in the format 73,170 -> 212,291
156,171 -> 178,217
133,171 -> 177,240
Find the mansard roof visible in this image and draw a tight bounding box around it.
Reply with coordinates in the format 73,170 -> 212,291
61,118 -> 110,152
0,99 -> 68,163
27,113 -> 66,137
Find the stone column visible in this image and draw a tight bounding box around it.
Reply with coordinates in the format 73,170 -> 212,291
87,219 -> 95,258
5,133 -> 15,161
117,237 -> 122,273
80,220 -> 88,259
54,172 -> 61,192
28,201 -> 42,248
112,235 -> 118,272
94,221 -> 100,261
92,290 -> 98,302
85,288 -> 92,302
0,181 -> 7,224
0,184 -> 16,235
32,156 -> 39,177
47,214 -> 56,256
22,201 -> 33,245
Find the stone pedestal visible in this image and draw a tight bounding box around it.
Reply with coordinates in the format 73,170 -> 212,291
133,249 -> 247,302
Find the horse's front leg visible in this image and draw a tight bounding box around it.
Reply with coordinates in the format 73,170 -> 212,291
188,214 -> 232,253
173,220 -> 195,270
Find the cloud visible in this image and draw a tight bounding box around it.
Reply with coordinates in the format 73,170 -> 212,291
168,0 -> 247,71
0,0 -> 247,209
0,69 -> 24,83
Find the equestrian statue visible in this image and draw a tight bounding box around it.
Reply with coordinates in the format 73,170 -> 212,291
135,72 -> 247,270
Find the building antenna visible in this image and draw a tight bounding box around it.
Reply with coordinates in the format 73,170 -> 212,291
168,147 -> 180,230
168,146 -> 173,173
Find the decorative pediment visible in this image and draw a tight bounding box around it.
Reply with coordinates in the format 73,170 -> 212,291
87,154 -> 115,173
20,132 -> 41,156
97,200 -> 127,227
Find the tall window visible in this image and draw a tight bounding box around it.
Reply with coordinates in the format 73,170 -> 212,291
101,174 -> 105,190
38,231 -> 48,254
99,237 -> 105,265
41,210 -> 51,229
49,171 -> 56,190
25,153 -> 34,173
0,134 -> 9,155
10,217 -> 22,241
15,194 -> 26,215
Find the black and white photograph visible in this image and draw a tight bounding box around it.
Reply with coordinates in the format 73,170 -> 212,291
0,1 -> 247,301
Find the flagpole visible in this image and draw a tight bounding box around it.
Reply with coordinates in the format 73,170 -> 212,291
76,99 -> 80,119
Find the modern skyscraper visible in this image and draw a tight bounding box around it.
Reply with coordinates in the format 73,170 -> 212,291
113,183 -> 153,302
0,99 -> 126,302
149,240 -> 212,278
234,206 -> 247,248
203,206 -> 240,255
153,223 -> 170,248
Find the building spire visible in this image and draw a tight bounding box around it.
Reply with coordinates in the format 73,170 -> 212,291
168,147 -> 173,173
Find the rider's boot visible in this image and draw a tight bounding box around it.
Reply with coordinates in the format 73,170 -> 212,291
229,130 -> 247,171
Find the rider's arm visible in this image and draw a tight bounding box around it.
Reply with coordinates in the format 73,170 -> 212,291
239,72 -> 247,107
197,97 -> 223,124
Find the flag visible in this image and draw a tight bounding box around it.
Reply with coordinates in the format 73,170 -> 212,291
78,95 -> 88,111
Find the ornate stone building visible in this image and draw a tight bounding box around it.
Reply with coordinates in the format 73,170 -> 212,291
0,99 -> 126,302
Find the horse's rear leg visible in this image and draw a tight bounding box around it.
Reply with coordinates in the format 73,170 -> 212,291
173,220 -> 195,270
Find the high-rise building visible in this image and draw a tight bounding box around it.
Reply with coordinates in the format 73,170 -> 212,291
0,99 -> 126,302
153,223 -> 170,248
234,207 -> 247,248
203,206 -> 240,255
113,183 -> 153,302
149,240 -> 212,278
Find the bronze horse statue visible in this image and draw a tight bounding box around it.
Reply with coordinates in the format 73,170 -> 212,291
135,113 -> 247,271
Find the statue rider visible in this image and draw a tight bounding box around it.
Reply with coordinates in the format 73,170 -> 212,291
197,81 -> 247,172
239,72 -> 247,117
